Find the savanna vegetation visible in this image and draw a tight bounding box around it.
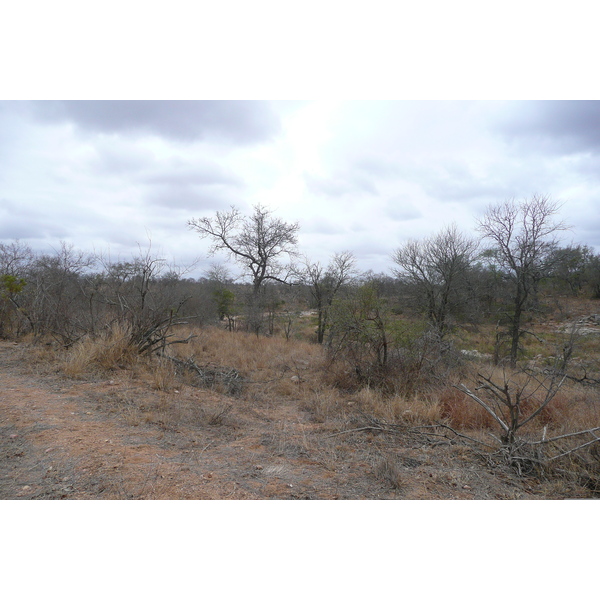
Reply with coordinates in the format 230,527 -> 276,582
2,196 -> 600,497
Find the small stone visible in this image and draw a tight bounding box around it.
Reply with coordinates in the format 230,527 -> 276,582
463,485 -> 471,490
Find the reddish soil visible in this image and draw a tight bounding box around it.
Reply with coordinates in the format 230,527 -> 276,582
0,341 -> 590,500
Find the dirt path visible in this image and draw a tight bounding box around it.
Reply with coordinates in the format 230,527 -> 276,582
1,341 -> 578,500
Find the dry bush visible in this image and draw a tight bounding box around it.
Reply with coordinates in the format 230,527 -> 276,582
323,328 -> 462,399
61,324 -> 139,378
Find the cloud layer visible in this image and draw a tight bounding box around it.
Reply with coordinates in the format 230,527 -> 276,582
1,101 -> 599,278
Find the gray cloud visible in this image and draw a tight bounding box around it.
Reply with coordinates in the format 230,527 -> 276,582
146,186 -> 233,211
385,198 -> 422,221
0,198 -> 70,241
420,165 -> 515,203
141,161 -> 242,211
300,217 -> 346,235
494,101 -> 600,154
304,172 -> 379,198
143,163 -> 241,187
29,101 -> 282,144
89,144 -> 157,176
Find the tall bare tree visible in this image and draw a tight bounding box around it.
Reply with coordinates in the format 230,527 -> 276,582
188,204 -> 299,296
477,195 -> 567,366
297,251 -> 356,343
391,224 -> 478,337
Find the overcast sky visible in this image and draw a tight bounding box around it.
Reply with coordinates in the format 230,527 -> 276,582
1,100 -> 599,279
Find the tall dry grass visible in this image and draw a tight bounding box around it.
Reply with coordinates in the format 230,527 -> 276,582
61,323 -> 139,378
53,323 -> 600,446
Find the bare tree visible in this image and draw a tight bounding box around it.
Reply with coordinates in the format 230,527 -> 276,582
477,195 -> 567,367
188,204 -> 299,296
297,250 -> 356,343
391,224 -> 478,337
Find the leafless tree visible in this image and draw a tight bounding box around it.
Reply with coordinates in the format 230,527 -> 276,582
297,250 -> 357,343
477,195 -> 568,367
188,204 -> 299,296
391,224 -> 478,337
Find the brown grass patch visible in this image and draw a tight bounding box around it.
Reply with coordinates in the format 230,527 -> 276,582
61,324 -> 139,378
439,387 -> 498,430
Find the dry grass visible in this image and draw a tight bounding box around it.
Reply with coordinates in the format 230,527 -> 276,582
439,387 -> 499,430
374,455 -> 405,490
536,387 -> 600,431
61,324 -> 139,378
30,322 -> 600,444
20,318 -> 600,496
147,357 -> 177,391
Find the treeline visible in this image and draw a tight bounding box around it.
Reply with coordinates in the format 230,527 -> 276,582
1,196 -> 599,362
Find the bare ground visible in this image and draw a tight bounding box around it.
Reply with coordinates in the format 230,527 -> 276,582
0,340 -> 592,500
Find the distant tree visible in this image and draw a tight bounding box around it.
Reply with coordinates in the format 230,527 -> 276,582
188,204 -> 299,296
391,224 -> 478,337
0,241 -> 34,336
477,195 -> 568,367
327,282 -> 390,374
547,243 -> 595,295
297,251 -> 357,343
587,253 -> 600,299
205,263 -> 236,329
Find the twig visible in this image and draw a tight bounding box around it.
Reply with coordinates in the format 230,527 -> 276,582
527,426 -> 600,445
326,426 -> 384,438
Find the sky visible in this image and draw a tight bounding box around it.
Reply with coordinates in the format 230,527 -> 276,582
1,100 -> 600,280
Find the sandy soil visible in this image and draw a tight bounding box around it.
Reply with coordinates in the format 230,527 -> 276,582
0,340 -> 591,500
